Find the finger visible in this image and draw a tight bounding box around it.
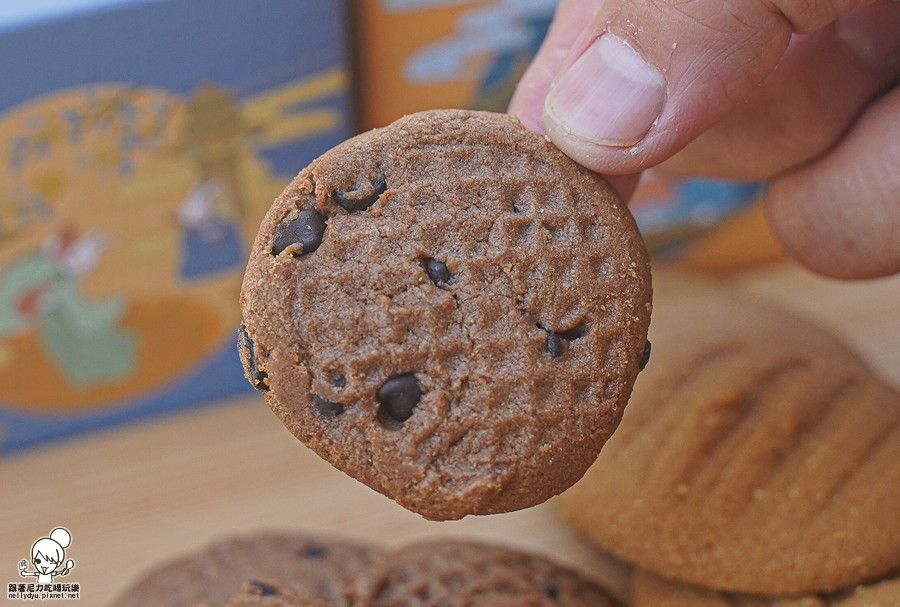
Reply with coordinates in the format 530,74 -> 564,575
540,0 -> 876,174
658,0 -> 900,180
509,0 -> 603,134
508,0 -> 642,200
764,83 -> 900,279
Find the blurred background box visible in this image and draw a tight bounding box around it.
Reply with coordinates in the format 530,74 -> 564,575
628,172 -> 785,273
0,0 -> 352,452
353,0 -> 784,273
354,0 -> 559,131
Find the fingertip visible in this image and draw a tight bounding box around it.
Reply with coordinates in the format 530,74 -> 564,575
541,102 -> 659,174
764,85 -> 900,280
510,37 -> 581,135
765,184 -> 900,280
509,0 -> 607,135
543,33 -> 666,147
508,73 -> 548,135
605,173 -> 642,202
540,104 -> 602,170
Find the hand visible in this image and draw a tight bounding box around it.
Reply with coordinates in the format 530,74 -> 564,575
18,559 -> 27,571
509,0 -> 900,279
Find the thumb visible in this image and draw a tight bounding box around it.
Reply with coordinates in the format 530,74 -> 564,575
541,0 -> 875,173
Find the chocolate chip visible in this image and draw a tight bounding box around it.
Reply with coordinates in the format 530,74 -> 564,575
331,176 -> 386,212
238,324 -> 269,391
300,544 -> 327,559
248,580 -> 280,596
639,340 -> 651,370
313,394 -> 344,416
332,373 -> 346,389
547,333 -> 564,358
540,580 -> 559,599
541,323 -> 586,358
376,373 -> 422,424
271,209 -> 327,257
425,258 -> 451,285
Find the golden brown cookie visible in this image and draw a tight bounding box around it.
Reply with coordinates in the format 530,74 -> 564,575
110,532 -> 381,607
630,568 -> 900,607
832,578 -> 900,607
239,109 -> 652,520
557,279 -> 900,594
586,540 -> 898,607
629,570 -> 827,607
347,539 -> 623,607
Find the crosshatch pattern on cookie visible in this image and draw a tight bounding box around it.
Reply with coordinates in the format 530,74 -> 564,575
239,110 -> 652,520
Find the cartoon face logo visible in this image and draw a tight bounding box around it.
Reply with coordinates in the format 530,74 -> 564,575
18,528 -> 75,584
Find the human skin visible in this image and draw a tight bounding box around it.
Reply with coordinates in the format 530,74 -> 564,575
509,0 -> 900,279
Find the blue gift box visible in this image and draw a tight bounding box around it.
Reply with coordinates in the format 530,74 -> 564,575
0,0 -> 352,451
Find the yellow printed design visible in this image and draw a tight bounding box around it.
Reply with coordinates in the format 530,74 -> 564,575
0,71 -> 346,410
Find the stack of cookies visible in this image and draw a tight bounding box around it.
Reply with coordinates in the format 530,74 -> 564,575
556,277 -> 900,606
109,532 -> 624,607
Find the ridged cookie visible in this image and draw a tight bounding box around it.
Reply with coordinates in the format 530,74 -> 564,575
557,280 -> 900,594
347,539 -> 623,607
110,532 -> 381,607
239,109 -> 652,520
832,578 -> 900,607
629,570 -> 826,607
629,568 -> 900,607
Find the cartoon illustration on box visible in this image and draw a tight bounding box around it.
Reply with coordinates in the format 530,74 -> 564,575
627,170 -> 783,272
404,0 -> 557,112
177,180 -> 244,280
0,69 -> 347,416
0,225 -> 136,386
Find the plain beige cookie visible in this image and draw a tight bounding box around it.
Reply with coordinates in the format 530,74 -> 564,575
629,570 -> 826,607
630,568 -> 900,607
557,278 -> 900,594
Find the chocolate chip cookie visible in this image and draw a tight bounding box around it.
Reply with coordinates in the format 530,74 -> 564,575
110,532 -> 381,607
239,109 -> 652,520
348,539 -> 623,607
205,581 -> 335,607
557,277 -> 900,594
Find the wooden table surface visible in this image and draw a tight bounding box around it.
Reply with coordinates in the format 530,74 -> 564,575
3,263 -> 900,607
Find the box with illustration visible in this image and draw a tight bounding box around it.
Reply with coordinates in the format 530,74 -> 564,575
353,0 -> 785,271
354,0 -> 560,131
0,0 -> 352,451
